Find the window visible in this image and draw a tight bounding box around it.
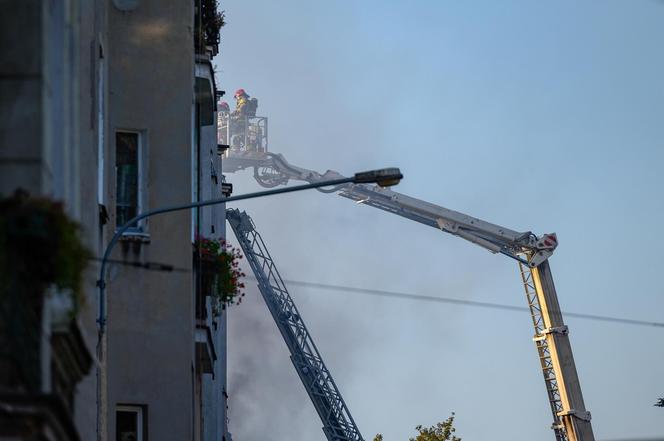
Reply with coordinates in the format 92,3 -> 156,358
115,131 -> 145,230
116,405 -> 146,441
195,77 -> 214,126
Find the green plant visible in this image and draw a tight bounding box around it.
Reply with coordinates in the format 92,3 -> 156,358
194,236 -> 245,307
374,414 -> 461,441
196,0 -> 225,51
409,414 -> 461,441
0,190 -> 91,315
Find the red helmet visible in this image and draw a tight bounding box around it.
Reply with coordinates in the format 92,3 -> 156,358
234,88 -> 246,97
218,101 -> 230,111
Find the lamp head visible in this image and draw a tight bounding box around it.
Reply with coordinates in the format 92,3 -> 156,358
353,168 -> 403,187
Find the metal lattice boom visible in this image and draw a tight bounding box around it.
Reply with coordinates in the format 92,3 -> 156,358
227,208 -> 364,441
520,261 -> 568,441
221,151 -> 595,441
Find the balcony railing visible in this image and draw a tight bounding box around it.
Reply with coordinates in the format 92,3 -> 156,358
218,113 -> 268,154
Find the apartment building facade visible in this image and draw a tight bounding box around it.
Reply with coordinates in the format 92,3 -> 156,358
0,1 -> 230,440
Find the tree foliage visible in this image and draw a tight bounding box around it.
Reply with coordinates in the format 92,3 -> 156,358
374,414 -> 461,441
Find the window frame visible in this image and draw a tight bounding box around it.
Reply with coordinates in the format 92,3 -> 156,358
114,129 -> 148,234
116,404 -> 146,441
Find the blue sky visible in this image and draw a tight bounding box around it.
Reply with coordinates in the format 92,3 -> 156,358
216,1 -> 664,440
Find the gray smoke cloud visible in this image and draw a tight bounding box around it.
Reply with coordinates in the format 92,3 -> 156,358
223,187 -> 474,441
219,1 -> 664,439
227,280 -> 323,440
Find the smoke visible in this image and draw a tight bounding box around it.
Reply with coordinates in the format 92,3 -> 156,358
223,198 -> 481,441
227,280 -> 323,440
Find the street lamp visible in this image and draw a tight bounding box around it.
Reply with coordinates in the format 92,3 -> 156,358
96,167 -> 402,332
94,167 -> 401,441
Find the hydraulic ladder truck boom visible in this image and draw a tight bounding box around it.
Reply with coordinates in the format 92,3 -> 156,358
336,185 -> 593,441
222,151 -> 595,441
227,208 -> 365,441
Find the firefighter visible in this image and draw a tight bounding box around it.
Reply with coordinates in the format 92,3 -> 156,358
218,101 -> 230,113
232,88 -> 258,118
232,88 -> 250,117
230,88 -> 260,151
229,89 -> 249,149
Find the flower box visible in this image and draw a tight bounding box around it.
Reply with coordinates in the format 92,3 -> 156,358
193,237 -> 245,310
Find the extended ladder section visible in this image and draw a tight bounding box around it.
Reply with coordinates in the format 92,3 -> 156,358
221,151 -> 595,441
335,183 -> 554,267
340,184 -> 594,441
337,184 -> 594,441
227,208 -> 365,441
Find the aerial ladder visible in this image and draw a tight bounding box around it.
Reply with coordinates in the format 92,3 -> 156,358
219,116 -> 594,440
227,208 -> 364,441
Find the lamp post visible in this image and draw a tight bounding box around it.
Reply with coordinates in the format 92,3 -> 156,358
96,167 -> 402,333
94,167 -> 401,441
